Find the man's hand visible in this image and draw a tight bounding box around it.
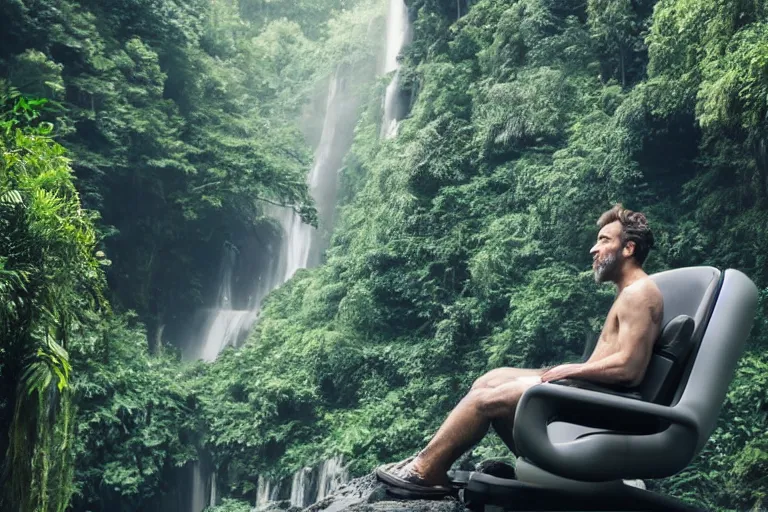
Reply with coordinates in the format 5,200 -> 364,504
541,364 -> 582,383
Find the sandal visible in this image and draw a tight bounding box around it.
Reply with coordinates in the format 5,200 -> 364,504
375,457 -> 454,498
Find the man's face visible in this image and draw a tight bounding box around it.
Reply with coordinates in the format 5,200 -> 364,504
590,221 -> 625,283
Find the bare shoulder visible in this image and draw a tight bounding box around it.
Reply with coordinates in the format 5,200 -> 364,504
618,278 -> 664,324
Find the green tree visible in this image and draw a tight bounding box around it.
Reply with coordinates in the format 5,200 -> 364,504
0,84 -> 103,512
587,0 -> 641,86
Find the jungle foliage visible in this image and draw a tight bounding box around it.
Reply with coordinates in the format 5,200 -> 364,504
0,83 -> 103,511
194,0 -> 768,510
1,0 -> 767,511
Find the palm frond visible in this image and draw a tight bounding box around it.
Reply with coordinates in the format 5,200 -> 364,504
21,337 -> 72,397
0,189 -> 24,206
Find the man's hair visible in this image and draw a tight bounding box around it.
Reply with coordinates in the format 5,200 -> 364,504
597,204 -> 655,265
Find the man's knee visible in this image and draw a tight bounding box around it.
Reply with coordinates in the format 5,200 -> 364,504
471,368 -> 501,390
471,373 -> 491,391
471,367 -> 530,391
469,388 -> 517,419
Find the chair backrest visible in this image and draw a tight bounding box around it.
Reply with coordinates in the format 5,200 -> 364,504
647,267 -> 722,405
648,267 -> 759,451
674,268 -> 758,451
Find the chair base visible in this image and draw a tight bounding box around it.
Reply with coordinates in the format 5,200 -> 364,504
458,472 -> 704,512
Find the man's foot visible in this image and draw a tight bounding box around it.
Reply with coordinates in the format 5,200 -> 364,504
375,456 -> 453,497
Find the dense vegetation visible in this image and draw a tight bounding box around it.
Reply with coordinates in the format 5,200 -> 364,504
1,0 -> 767,511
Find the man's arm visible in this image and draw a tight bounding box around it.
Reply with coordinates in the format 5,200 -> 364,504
542,286 -> 661,385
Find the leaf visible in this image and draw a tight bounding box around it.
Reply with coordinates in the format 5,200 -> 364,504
0,190 -> 24,206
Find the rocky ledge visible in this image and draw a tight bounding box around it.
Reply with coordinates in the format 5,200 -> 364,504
254,474 -> 469,512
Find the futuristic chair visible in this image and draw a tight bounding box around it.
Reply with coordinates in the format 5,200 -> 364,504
453,266 -> 758,511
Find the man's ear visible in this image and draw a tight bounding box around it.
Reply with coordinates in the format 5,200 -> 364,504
623,240 -> 636,258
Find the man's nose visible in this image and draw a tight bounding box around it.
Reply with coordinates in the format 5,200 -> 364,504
589,244 -> 598,255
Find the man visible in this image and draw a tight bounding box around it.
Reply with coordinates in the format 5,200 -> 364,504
376,204 -> 664,494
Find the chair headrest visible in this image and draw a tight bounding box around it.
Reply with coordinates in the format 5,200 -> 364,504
656,314 -> 694,361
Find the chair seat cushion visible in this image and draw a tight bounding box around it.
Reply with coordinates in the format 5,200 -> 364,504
547,421 -> 603,444
553,378 -> 642,400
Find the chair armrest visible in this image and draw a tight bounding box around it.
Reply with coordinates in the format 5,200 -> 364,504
520,382 -> 697,430
512,383 -> 699,481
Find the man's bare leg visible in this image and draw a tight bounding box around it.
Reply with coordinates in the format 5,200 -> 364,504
472,367 -> 545,390
491,415 -> 518,454
402,373 -> 542,485
477,368 -> 544,454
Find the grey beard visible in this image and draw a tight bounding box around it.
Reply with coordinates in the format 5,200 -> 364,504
594,252 -> 619,283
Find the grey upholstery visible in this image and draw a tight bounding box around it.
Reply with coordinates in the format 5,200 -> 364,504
656,314 -> 695,361
636,314 -> 694,403
512,267 -> 758,484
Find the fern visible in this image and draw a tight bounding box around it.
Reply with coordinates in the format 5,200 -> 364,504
0,190 -> 24,206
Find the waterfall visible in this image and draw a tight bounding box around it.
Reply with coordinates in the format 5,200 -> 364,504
189,462 -> 207,512
154,323 -> 165,352
289,467 -> 314,507
381,70 -> 402,139
255,476 -> 273,508
384,0 -> 408,73
288,456 -> 349,507
256,475 -> 282,506
185,51 -> 361,512
184,5 -> 380,511
185,5 -> 384,363
195,244 -> 258,362
253,456 -> 348,510
381,0 -> 409,139
210,471 -> 217,508
277,67 -> 354,283
194,67 -> 356,364
315,455 -> 349,501
190,68 -> 357,363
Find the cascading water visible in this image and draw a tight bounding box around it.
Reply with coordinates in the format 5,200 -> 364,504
251,5 -> 409,509
190,69 -> 357,361
253,456 -> 349,510
210,472 -> 217,509
195,243 -> 258,362
290,467 -> 314,508
198,66 -> 355,361
275,67 -> 353,283
315,455 -> 349,502
381,0 -> 410,139
189,462 -> 208,512
384,0 -> 407,73
255,476 -> 280,508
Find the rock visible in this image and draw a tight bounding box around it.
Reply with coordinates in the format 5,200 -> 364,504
253,500 -> 303,512
304,474 -> 469,512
